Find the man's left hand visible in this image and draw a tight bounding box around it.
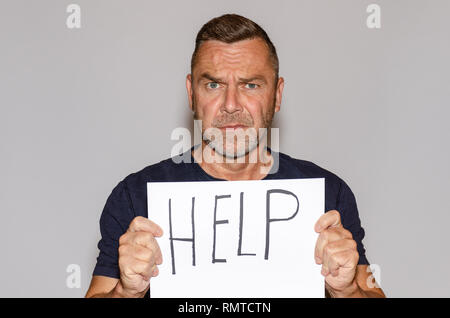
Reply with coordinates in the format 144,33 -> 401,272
314,210 -> 359,297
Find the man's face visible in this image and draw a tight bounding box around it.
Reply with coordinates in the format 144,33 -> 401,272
186,38 -> 284,158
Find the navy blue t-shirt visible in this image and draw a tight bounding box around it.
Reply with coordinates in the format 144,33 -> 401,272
93,149 -> 369,284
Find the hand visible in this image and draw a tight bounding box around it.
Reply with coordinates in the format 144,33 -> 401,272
115,216 -> 163,297
314,210 -> 359,296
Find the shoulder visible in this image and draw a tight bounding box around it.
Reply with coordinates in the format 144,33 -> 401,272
108,155 -> 197,218
278,153 -> 364,247
120,156 -> 188,189
279,152 -> 347,187
277,152 -> 356,211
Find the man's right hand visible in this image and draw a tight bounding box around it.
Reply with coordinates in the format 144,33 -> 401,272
114,216 -> 163,298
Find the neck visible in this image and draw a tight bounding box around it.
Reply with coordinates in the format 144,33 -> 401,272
192,141 -> 274,181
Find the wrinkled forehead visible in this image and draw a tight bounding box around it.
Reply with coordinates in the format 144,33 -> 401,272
193,38 -> 274,80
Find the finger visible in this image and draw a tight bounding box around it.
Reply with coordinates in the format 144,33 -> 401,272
120,231 -> 149,247
120,232 -> 163,266
324,249 -> 359,278
314,228 -> 352,264
154,240 -> 163,265
140,236 -> 162,265
321,239 -> 357,275
119,254 -> 153,282
142,265 -> 158,282
131,244 -> 157,264
121,231 -> 154,249
128,216 -> 163,237
129,258 -> 153,281
132,232 -> 158,249
314,210 -> 342,233
135,234 -> 163,265
151,266 -> 159,277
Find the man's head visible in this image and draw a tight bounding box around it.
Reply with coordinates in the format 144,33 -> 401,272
186,14 -> 284,159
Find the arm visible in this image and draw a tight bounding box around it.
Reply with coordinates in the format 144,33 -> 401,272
86,276 -> 119,298
85,275 -> 150,298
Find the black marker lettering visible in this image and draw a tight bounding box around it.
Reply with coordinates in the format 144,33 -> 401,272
264,189 -> 299,260
238,192 -> 256,256
212,194 -> 230,263
168,197 -> 196,274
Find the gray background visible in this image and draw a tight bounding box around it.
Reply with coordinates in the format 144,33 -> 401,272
1,0 -> 449,297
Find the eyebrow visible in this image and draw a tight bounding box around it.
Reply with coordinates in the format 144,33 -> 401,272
198,72 -> 224,83
198,72 -> 267,84
238,76 -> 267,84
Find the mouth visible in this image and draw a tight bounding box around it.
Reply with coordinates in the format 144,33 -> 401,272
218,124 -> 249,130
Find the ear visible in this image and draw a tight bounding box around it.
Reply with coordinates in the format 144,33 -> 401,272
274,77 -> 284,113
186,74 -> 194,112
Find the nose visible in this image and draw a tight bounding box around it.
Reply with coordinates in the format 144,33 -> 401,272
221,85 -> 242,114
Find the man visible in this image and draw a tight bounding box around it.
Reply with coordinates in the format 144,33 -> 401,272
86,14 -> 385,298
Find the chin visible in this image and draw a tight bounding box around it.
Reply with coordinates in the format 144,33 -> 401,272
208,141 -> 259,160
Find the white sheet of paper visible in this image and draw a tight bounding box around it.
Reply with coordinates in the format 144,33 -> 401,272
147,178 -> 324,298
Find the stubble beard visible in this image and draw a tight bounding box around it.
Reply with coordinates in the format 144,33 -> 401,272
192,94 -> 276,160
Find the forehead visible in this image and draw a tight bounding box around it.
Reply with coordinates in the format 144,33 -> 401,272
194,38 -> 273,78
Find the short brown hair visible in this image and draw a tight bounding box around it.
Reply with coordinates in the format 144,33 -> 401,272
191,14 -> 279,80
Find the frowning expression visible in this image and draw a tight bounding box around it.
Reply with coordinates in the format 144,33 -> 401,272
186,38 -> 284,157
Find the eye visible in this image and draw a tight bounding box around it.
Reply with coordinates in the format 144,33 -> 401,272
245,83 -> 258,89
206,82 -> 220,89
